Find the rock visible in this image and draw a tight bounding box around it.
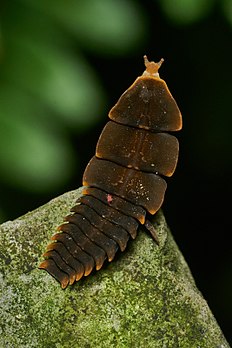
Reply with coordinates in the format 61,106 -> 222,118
0,188 -> 229,347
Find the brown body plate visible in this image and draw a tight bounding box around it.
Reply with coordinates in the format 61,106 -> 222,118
109,77 -> 182,132
83,156 -> 167,215
96,121 -> 179,176
77,195 -> 139,238
82,187 -> 146,224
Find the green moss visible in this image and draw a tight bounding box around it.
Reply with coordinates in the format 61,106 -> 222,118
0,189 -> 230,347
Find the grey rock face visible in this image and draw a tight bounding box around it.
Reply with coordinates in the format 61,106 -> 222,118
0,188 -> 229,347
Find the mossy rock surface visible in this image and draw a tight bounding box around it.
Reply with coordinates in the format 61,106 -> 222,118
0,188 -> 229,348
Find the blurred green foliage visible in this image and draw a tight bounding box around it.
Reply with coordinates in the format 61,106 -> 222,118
0,0 -> 146,193
158,0 -> 232,25
222,0 -> 232,25
0,0 -> 231,195
158,0 -> 215,24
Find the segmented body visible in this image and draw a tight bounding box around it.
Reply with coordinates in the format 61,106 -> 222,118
39,56 -> 182,288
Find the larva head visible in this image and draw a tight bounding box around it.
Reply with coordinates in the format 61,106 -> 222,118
143,55 -> 164,78
109,55 -> 182,132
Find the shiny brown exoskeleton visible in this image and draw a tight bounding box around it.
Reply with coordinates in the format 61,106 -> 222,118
39,56 -> 182,288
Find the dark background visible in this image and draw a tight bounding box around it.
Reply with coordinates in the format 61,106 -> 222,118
0,0 -> 231,343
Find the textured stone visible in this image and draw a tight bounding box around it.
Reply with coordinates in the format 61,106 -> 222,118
0,188 -> 230,348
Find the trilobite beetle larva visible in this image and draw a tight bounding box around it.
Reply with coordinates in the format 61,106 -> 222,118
39,55 -> 182,289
